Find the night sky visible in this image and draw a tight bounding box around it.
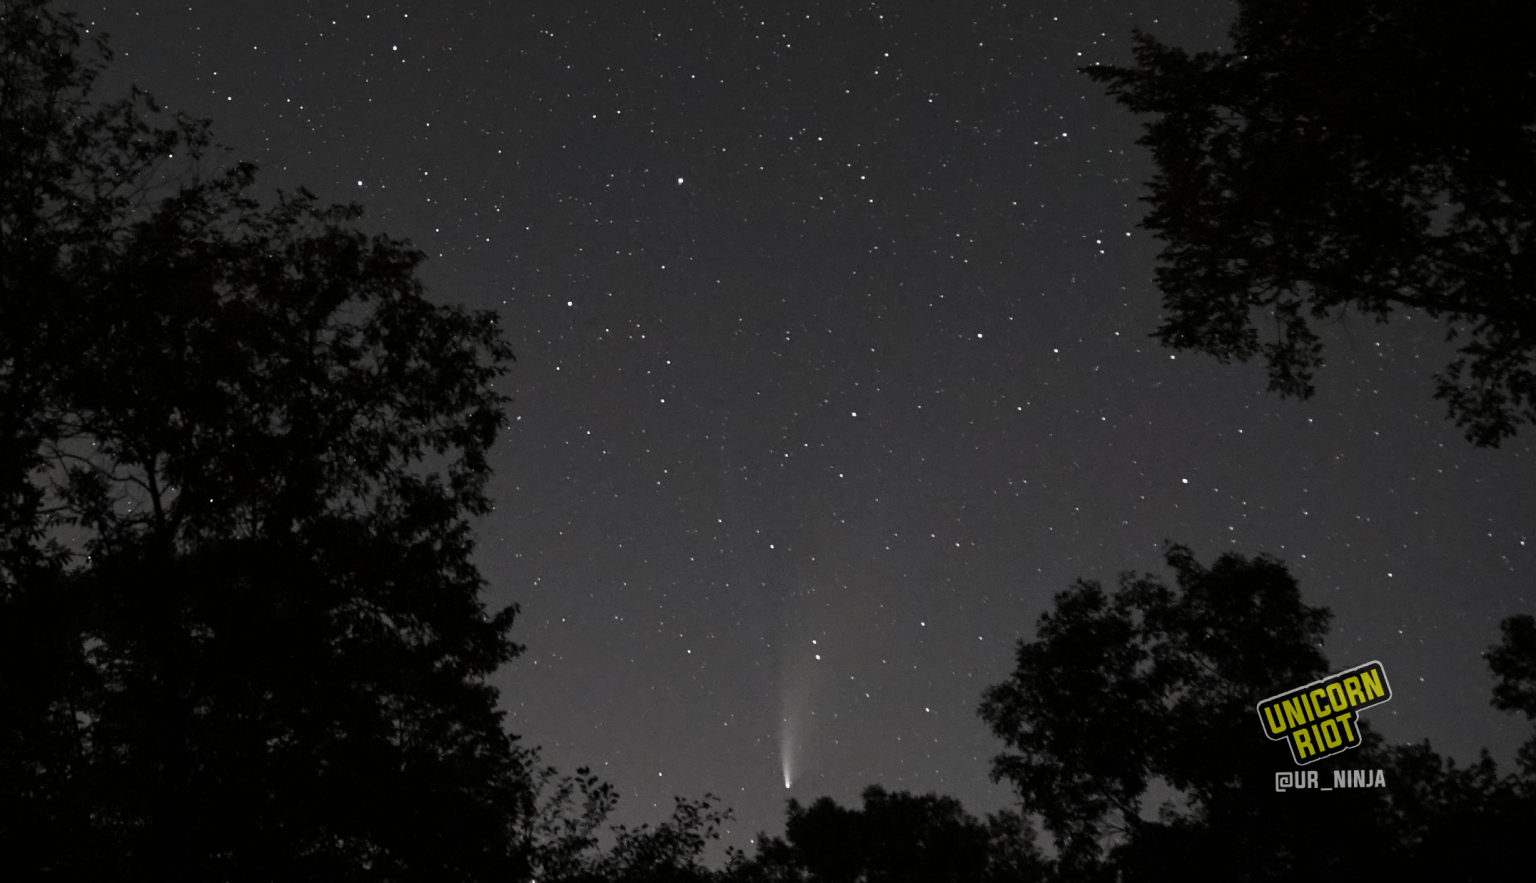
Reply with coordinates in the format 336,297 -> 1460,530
79,0 -> 1535,856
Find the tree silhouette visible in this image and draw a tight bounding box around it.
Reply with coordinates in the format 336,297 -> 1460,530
727,785 -> 1046,883
980,544 -> 1536,880
977,545 -> 1404,879
1,2 -> 525,878
1084,0 -> 1536,445
1369,740 -> 1534,881
515,751 -> 733,883
1486,613 -> 1536,777
979,545 -> 1336,870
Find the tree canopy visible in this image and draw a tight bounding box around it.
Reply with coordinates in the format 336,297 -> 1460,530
1,1 -> 525,877
1085,0 -> 1536,445
979,544 -> 1536,880
726,785 -> 1046,883
1486,613 -> 1536,776
514,752 -> 733,883
977,544 -> 1343,872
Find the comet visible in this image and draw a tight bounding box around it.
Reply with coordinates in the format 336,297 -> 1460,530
779,719 -> 796,789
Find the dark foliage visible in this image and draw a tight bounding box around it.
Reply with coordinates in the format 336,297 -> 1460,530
979,544 -> 1536,880
1370,741 -> 1536,882
978,544 -> 1336,872
513,751 -> 731,883
727,786 -> 1047,883
1486,613 -> 1536,777
1,1 -> 525,878
1084,0 -> 1536,445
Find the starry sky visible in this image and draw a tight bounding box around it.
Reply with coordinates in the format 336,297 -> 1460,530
78,0 -> 1535,856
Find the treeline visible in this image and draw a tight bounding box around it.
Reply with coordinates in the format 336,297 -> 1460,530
518,547 -> 1536,883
